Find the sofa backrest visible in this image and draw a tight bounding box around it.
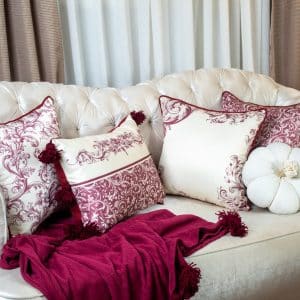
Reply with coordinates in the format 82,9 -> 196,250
1,68 -> 300,164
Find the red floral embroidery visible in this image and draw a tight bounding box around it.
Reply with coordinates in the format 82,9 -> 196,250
217,126 -> 260,211
222,91 -> 300,147
159,96 -> 197,130
0,97 -> 60,235
205,110 -> 262,125
72,156 -> 165,233
68,131 -> 144,166
160,95 -> 264,129
159,95 -> 264,211
218,155 -> 250,211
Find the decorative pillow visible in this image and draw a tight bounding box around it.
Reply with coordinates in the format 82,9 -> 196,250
242,143 -> 300,214
0,97 -> 60,235
158,95 -> 266,211
222,91 -> 300,147
49,115 -> 164,233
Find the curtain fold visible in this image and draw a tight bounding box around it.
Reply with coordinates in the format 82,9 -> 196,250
59,0 -> 270,88
0,0 -> 64,83
270,0 -> 300,90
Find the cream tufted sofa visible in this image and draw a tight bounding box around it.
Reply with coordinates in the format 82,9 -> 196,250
1,68 -> 300,300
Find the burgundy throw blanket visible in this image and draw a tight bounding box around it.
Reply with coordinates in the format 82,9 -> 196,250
0,209 -> 247,300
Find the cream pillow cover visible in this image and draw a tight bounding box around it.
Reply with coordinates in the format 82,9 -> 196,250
0,97 -> 60,235
158,96 -> 266,211
51,115 -> 164,233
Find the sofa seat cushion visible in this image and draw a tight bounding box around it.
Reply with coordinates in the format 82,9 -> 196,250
1,196 -> 300,300
0,268 -> 44,299
144,196 -> 300,300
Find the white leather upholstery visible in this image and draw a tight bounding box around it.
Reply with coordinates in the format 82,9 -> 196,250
121,68 -> 300,162
0,82 -> 129,140
1,68 -> 300,164
1,68 -> 300,300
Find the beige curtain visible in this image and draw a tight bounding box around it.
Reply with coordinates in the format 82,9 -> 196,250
0,0 -> 64,82
270,0 -> 300,90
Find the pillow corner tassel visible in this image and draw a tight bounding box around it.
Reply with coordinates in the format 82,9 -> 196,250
216,210 -> 248,237
130,110 -> 146,125
38,141 -> 75,208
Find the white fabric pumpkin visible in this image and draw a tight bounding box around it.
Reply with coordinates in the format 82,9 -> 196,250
242,143 -> 300,214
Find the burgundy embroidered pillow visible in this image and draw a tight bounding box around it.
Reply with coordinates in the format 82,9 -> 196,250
158,95 -> 266,211
222,91 -> 300,147
0,97 -> 60,235
50,115 -> 164,233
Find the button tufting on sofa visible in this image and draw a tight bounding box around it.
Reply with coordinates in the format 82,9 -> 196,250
1,68 -> 300,300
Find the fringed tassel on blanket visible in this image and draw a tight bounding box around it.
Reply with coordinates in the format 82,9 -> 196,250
216,211 -> 248,237
180,262 -> 201,299
179,211 -> 248,298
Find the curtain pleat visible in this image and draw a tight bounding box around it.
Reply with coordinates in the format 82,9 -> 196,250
150,0 -> 171,77
270,0 -> 300,90
59,0 -> 270,88
0,0 -> 11,80
168,0 -> 195,72
0,0 -> 64,83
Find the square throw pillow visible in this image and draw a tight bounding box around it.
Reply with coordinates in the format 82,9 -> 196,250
158,95 -> 266,211
49,115 -> 164,233
0,97 -> 60,235
222,91 -> 300,147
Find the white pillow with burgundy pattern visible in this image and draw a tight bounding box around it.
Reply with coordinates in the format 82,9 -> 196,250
51,115 -> 164,233
221,91 -> 300,148
158,95 -> 266,211
0,97 -> 60,235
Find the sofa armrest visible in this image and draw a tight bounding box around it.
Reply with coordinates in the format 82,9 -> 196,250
0,188 -> 8,250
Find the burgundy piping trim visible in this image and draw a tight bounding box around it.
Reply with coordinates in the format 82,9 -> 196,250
221,91 -> 300,109
158,94 -> 266,115
108,115 -> 129,133
71,154 -> 151,187
0,96 -> 55,125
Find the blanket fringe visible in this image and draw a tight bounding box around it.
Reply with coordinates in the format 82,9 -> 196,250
180,262 -> 201,299
216,211 -> 248,237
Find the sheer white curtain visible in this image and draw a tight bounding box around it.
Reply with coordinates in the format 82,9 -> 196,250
58,0 -> 270,88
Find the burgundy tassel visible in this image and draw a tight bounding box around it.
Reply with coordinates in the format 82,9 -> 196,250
130,110 -> 146,125
55,186 -> 75,208
217,211 -> 248,237
38,142 -> 60,163
39,142 -> 75,208
180,262 -> 201,299
66,222 -> 101,240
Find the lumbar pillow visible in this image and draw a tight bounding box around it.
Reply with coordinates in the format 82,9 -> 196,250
222,91 -> 300,147
158,95 -> 266,211
42,115 -> 164,233
242,143 -> 300,214
0,97 -> 60,235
